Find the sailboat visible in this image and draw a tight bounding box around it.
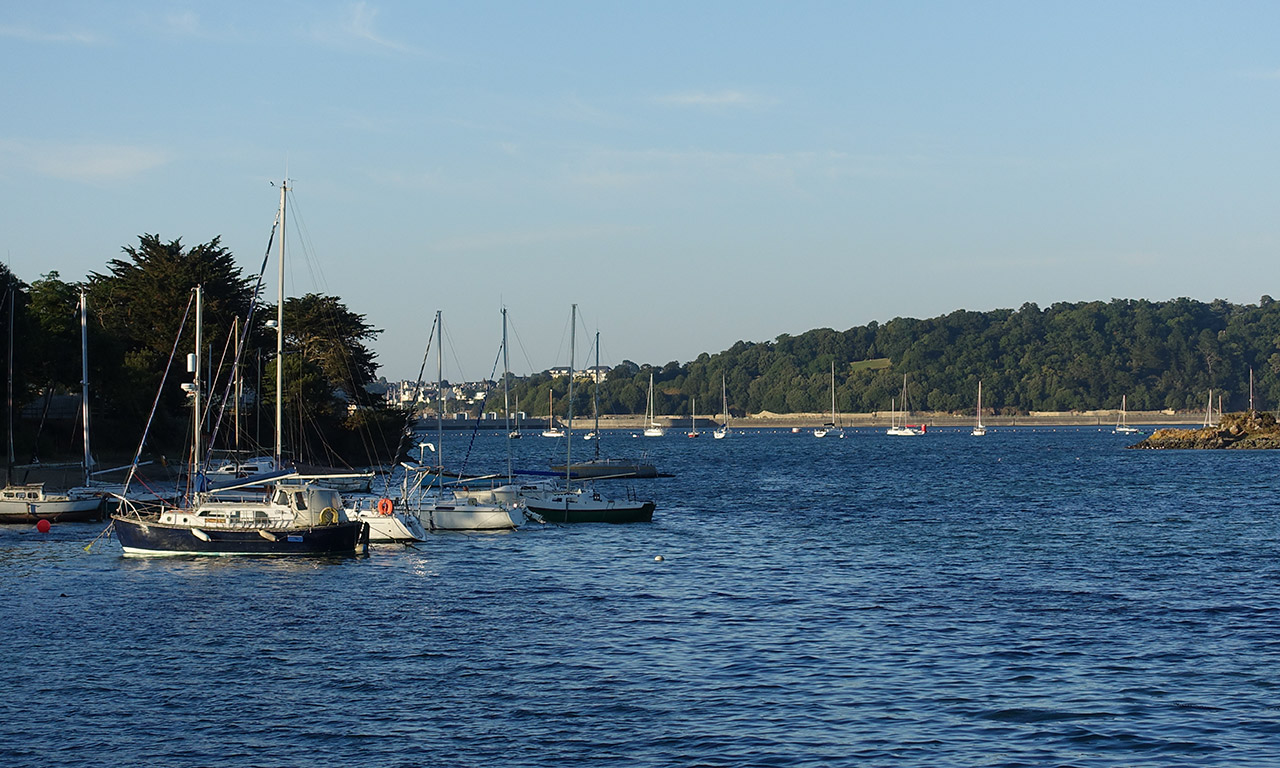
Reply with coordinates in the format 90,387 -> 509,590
713,375 -> 729,439
642,373 -> 665,436
814,361 -> 844,438
886,374 -> 925,436
1114,394 -> 1140,434
541,389 -> 564,438
687,396 -> 700,438
66,289 -> 179,514
525,305 -> 655,524
399,310 -> 517,532
551,331 -> 657,479
111,183 -> 365,555
971,381 -> 987,436
0,287 -> 103,523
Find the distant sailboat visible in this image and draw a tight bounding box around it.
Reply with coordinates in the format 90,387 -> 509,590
687,396 -> 700,438
887,374 -> 925,436
971,381 -> 987,436
542,390 -> 564,438
550,330 -> 657,479
814,361 -> 844,438
713,375 -> 729,439
643,373 -> 665,437
1114,394 -> 1140,434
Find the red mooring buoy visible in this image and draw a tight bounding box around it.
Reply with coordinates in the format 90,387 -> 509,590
36,519 -> 51,533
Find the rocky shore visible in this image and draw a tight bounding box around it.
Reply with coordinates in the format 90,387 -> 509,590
1129,411 -> 1280,449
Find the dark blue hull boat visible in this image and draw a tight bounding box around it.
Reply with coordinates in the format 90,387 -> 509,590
112,515 -> 365,556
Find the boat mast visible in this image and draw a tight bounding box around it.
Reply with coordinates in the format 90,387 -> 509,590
593,329 -> 600,459
647,373 -> 655,430
502,307 -> 511,480
976,381 -> 982,428
566,304 -> 576,486
722,374 -> 728,428
80,290 -> 91,486
233,315 -> 240,457
193,284 -> 204,476
830,360 -> 836,426
274,180 -> 286,468
436,309 -> 443,481
5,287 -> 12,487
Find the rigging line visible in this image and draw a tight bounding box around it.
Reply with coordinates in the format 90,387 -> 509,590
203,322 -> 238,441
455,336 -> 507,476
203,203 -> 278,464
505,311 -> 539,376
441,316 -> 471,387
280,186 -> 393,466
284,187 -> 330,295
438,316 -> 482,476
294,296 -> 385,466
552,309 -> 571,370
121,291 -> 196,502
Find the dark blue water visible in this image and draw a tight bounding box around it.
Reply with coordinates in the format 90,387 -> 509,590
3,427 -> 1280,767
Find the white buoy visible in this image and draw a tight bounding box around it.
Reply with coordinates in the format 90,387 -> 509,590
654,555 -> 664,561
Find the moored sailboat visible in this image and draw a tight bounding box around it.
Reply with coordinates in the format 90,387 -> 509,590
1114,394 -> 1140,434
886,374 -> 925,436
398,310 -> 517,532
110,183 -> 364,555
814,361 -> 844,438
551,331 -> 657,478
525,305 -> 654,524
642,373 -> 665,436
713,375 -> 729,439
971,381 -> 987,436
541,390 -> 564,438
0,287 -> 102,523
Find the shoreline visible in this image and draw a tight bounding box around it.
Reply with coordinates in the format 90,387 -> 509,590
432,410 -> 1214,430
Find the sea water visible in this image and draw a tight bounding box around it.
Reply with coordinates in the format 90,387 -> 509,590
2,427 -> 1279,767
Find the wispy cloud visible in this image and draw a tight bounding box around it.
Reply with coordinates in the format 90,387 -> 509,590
0,139 -> 170,182
654,90 -> 765,108
568,148 -> 921,190
0,23 -> 101,44
432,224 -> 643,254
309,2 -> 417,54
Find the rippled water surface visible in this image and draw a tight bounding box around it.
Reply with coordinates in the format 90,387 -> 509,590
3,427 -> 1280,767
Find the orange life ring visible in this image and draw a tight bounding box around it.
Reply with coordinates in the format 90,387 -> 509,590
377,497 -> 394,516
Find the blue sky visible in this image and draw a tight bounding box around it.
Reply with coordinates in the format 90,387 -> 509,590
3,2 -> 1280,381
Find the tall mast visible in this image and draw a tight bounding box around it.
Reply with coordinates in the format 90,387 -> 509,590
436,310 -> 444,478
593,330 -> 600,459
830,360 -> 836,425
233,315 -> 241,456
5,287 -> 13,487
566,304 -> 576,485
80,290 -> 91,486
502,307 -> 512,480
193,284 -> 204,475
274,180 -> 286,467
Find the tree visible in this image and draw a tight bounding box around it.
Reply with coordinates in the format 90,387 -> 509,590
280,293 -> 381,404
86,235 -> 258,446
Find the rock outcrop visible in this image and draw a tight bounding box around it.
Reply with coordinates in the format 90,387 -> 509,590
1129,411 -> 1280,449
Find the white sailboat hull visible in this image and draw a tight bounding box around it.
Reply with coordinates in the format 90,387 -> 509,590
886,426 -> 924,436
409,500 -> 518,531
